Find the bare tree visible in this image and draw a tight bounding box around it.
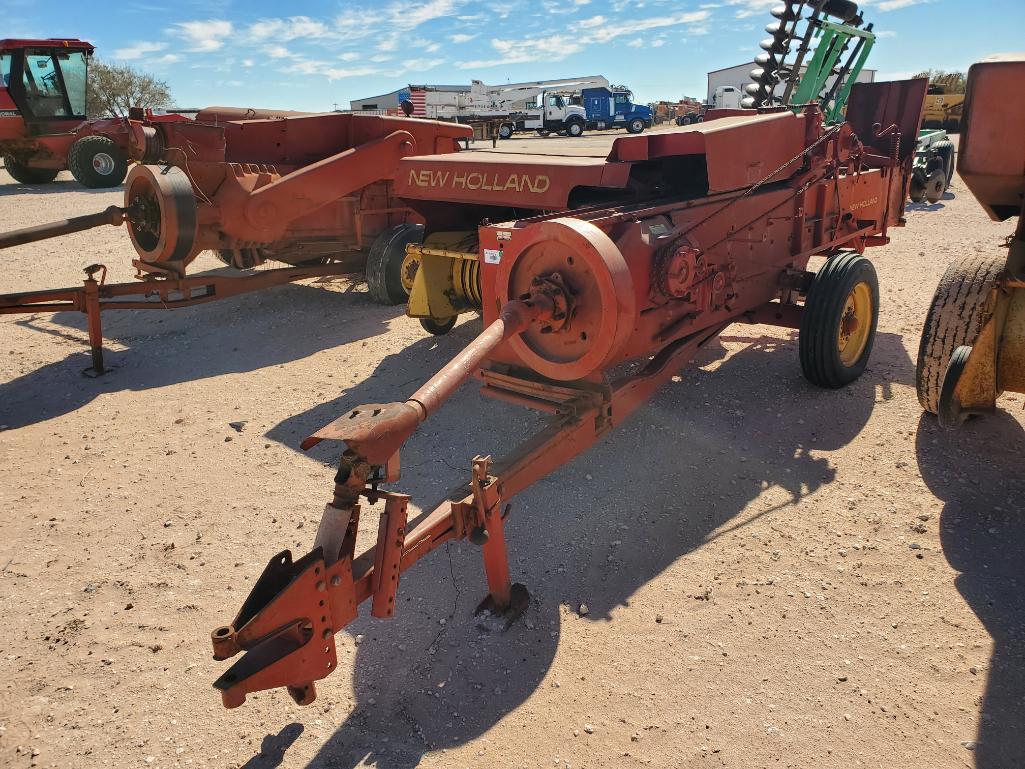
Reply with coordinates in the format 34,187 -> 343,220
912,69 -> 967,94
87,60 -> 172,118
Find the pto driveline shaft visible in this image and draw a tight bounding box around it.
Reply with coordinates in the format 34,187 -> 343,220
0,205 -> 126,250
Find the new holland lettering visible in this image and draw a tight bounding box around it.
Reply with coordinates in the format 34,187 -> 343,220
408,168 -> 550,194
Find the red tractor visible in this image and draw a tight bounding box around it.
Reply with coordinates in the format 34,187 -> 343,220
0,38 -> 178,188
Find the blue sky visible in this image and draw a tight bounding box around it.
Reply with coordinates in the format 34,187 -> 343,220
6,0 -> 1023,110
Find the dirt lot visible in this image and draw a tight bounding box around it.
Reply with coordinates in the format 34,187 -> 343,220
0,133 -> 1023,769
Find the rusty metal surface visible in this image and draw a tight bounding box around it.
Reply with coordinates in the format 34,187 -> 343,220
846,78 -> 928,162
958,54 -> 1025,221
177,90 -> 928,708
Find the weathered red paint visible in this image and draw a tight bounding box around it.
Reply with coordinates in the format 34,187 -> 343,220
211,81 -> 929,709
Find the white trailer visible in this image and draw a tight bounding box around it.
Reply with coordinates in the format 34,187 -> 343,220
408,76 -> 610,138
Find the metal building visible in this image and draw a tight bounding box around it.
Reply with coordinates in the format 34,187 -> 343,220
349,85 -> 471,113
706,62 -> 875,103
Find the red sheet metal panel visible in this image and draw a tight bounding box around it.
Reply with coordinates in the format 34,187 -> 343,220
396,153 -> 632,208
607,112 -> 806,193
958,54 -> 1025,221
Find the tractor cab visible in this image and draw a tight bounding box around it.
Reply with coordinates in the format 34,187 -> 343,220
0,39 -> 93,126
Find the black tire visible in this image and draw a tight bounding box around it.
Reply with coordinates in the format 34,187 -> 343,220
2,153 -> 59,184
365,223 -> 424,305
937,345 -> 973,429
498,124 -> 514,140
626,118 -> 645,134
565,120 -> 584,137
931,139 -> 955,186
822,0 -> 859,22
536,129 -> 551,137
214,248 -> 266,269
68,136 -> 129,188
916,254 -> 1004,414
924,168 -> 947,204
799,252 -> 879,388
420,315 -> 457,335
909,168 -> 928,203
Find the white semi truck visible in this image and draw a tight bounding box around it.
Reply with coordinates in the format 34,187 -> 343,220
407,76 -> 610,138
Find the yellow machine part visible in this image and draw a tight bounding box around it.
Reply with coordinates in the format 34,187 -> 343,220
954,281 -> 1025,414
997,283 -> 1025,394
406,231 -> 482,324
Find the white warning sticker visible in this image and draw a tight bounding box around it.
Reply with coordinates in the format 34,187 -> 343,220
483,249 -> 502,264
496,231 -> 512,241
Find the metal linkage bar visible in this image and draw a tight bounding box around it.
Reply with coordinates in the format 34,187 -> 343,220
0,261 -> 365,375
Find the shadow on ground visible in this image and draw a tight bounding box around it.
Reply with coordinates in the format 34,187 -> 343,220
0,178 -> 115,197
250,326 -> 913,768
917,411 -> 1025,768
0,277 -> 398,429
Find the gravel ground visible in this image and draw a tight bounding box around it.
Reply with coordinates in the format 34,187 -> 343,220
0,131 -> 1022,769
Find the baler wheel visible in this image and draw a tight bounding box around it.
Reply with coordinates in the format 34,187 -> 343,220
800,252 -> 879,388
915,254 -> 1005,414
68,136 -> 129,189
2,154 -> 59,184
366,223 -> 424,305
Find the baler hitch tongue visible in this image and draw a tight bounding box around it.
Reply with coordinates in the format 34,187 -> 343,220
0,205 -> 128,250
210,538 -> 360,709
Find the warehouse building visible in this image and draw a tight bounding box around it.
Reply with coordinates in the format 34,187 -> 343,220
349,85 -> 471,112
706,62 -> 875,103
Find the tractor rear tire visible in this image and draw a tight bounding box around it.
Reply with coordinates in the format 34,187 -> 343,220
627,118 -> 646,134
366,223 -> 424,305
2,154 -> 59,184
915,254 -> 1005,414
68,136 -> 129,188
800,252 -> 879,389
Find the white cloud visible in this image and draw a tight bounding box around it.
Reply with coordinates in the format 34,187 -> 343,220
458,34 -> 585,68
174,20 -> 233,52
111,41 -> 166,60
390,0 -> 461,30
872,0 -> 931,10
578,15 -> 607,28
589,11 -> 711,43
450,33 -> 477,43
246,16 -> 329,42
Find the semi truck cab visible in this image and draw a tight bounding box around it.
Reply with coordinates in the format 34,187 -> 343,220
581,86 -> 652,133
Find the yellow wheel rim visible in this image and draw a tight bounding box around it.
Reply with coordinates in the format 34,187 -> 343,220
837,281 -> 873,367
399,252 -> 420,295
